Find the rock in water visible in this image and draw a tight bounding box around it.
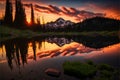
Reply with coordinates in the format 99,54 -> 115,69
45,68 -> 61,77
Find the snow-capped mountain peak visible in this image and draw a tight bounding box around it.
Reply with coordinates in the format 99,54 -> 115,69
45,18 -> 74,28
55,18 -> 65,23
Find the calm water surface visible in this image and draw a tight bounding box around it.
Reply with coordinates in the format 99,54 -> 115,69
0,36 -> 120,80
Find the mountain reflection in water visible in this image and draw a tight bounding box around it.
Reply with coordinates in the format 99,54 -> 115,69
0,36 -> 119,70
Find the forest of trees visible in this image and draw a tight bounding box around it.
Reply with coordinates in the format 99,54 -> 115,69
73,17 -> 120,31
2,0 -> 28,28
1,0 -> 120,32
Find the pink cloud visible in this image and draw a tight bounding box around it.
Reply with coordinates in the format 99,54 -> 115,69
24,4 -> 105,22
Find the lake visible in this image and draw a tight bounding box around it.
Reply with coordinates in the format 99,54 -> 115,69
0,35 -> 120,80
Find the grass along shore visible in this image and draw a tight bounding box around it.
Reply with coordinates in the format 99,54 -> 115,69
0,26 -> 119,42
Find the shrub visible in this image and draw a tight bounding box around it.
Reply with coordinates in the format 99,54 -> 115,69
97,64 -> 114,71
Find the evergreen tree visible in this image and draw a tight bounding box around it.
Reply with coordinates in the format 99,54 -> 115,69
36,17 -> 40,25
31,4 -> 35,25
14,0 -> 27,27
4,0 -> 13,25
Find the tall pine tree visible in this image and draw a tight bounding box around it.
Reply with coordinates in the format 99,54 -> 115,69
31,4 -> 35,25
14,0 -> 27,27
4,0 -> 13,25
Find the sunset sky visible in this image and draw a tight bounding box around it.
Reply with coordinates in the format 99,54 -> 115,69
0,0 -> 120,23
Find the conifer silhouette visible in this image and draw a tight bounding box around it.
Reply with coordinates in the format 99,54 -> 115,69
31,4 -> 35,25
4,0 -> 13,25
14,0 -> 27,27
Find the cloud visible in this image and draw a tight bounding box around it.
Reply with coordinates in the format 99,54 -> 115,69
101,5 -> 120,19
48,5 -> 62,13
22,0 -> 120,20
61,7 -> 70,13
86,3 -> 120,19
24,4 -> 31,8
34,4 -> 59,14
33,4 -> 105,22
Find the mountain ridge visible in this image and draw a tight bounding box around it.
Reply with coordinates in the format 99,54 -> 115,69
45,17 -> 75,28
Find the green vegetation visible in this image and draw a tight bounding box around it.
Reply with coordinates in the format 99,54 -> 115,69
63,61 -> 97,78
63,61 -> 119,80
0,26 -> 119,42
97,64 -> 114,71
0,26 -> 37,41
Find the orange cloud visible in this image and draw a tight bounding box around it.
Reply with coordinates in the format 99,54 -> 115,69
85,3 -> 120,20
104,9 -> 120,20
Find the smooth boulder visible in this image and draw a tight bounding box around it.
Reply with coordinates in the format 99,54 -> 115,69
45,68 -> 61,77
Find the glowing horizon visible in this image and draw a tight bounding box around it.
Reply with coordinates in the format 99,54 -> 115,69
0,0 -> 120,24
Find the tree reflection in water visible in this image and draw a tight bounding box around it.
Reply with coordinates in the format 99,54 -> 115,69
2,35 -> 119,69
31,40 -> 36,60
4,39 -> 14,69
4,38 -> 29,69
